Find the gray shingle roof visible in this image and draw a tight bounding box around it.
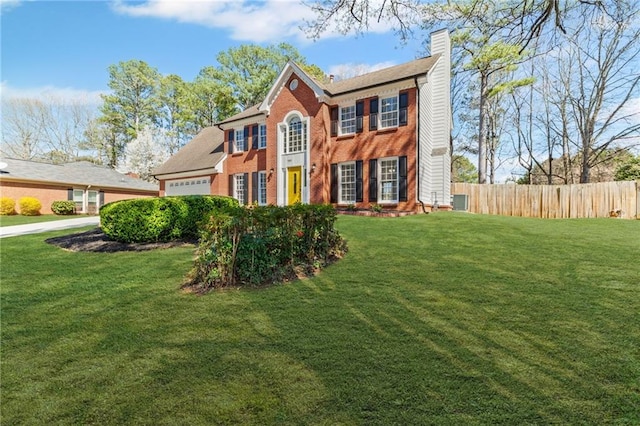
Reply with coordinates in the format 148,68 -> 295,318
320,54 -> 441,95
0,158 -> 158,192
152,126 -> 226,176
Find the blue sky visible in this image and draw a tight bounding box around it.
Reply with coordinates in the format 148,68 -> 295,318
1,0 -> 430,104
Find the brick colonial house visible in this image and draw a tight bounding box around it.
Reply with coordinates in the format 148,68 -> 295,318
154,30 -> 451,212
0,158 -> 158,215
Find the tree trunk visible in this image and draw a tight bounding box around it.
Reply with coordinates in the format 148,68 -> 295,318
478,73 -> 488,184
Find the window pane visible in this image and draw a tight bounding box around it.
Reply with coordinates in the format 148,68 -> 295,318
259,124 -> 267,149
340,105 -> 356,135
340,162 -> 356,203
235,174 -> 245,204
288,117 -> 303,153
380,96 -> 398,128
235,129 -> 245,152
258,171 -> 267,205
380,159 -> 398,202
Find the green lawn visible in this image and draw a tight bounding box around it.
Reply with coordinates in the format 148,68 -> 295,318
1,214 -> 638,425
0,214 -> 87,227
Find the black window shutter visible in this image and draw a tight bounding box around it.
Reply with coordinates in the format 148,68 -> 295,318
99,191 -> 105,207
243,173 -> 249,204
330,163 -> 338,203
369,98 -> 378,131
369,159 -> 377,202
229,174 -> 234,197
252,125 -> 259,149
355,160 -> 363,202
399,156 -> 408,202
67,189 -> 73,201
252,172 -> 258,203
330,106 -> 338,137
243,126 -> 250,151
356,101 -> 364,133
228,130 -> 234,153
399,92 -> 409,126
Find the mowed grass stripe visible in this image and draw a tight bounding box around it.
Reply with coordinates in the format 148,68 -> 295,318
1,214 -> 638,425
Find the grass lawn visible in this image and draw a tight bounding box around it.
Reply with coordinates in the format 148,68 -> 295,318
0,214 -> 89,227
1,213 -> 638,425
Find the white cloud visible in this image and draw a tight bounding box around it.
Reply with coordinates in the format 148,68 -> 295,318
112,0 -> 314,43
0,82 -> 104,106
0,0 -> 23,11
327,61 -> 397,80
111,0 -> 395,43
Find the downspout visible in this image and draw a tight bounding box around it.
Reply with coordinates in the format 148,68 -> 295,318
415,76 -> 428,214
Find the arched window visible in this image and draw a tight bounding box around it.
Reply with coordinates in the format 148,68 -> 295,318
287,115 -> 306,153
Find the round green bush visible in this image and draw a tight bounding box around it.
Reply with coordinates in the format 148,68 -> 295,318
0,197 -> 16,215
51,200 -> 76,215
100,195 -> 239,243
19,196 -> 42,216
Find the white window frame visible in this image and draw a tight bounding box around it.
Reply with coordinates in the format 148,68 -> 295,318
379,157 -> 398,203
339,105 -> 356,135
338,161 -> 356,204
234,174 -> 246,205
380,95 -> 399,129
286,115 -> 306,153
257,171 -> 267,205
258,124 -> 267,149
234,128 -> 246,152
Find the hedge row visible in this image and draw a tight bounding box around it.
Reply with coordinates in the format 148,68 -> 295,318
185,204 -> 347,290
0,197 -> 42,216
100,195 -> 239,243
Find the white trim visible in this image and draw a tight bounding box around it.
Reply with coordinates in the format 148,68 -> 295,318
259,62 -> 326,114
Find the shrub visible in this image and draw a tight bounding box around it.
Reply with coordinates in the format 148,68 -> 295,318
19,197 -> 42,216
100,195 -> 238,243
185,204 -> 348,290
0,197 -> 16,215
51,200 -> 76,215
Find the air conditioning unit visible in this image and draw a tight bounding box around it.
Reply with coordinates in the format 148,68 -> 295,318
452,194 -> 468,211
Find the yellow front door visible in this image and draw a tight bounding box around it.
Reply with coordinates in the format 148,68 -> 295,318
287,166 -> 302,205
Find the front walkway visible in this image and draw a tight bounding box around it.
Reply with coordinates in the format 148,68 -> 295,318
0,216 -> 100,239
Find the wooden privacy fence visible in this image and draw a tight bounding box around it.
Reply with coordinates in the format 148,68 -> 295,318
451,181 -> 639,219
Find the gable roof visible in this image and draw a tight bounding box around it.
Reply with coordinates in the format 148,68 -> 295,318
152,126 -> 226,177
217,54 -> 442,127
0,158 -> 158,192
320,54 -> 441,96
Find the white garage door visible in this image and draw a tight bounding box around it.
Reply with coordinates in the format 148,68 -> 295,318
165,177 -> 211,196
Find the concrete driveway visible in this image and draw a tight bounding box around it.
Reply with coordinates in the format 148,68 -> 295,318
0,216 -> 100,239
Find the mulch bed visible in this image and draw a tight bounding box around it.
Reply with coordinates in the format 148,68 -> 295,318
45,228 -> 195,253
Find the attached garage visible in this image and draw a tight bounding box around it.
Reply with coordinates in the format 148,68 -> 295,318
165,177 -> 211,196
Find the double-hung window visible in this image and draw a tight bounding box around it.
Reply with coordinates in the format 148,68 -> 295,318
234,174 -> 246,205
340,105 -> 356,135
380,95 -> 398,129
257,171 -> 267,205
379,158 -> 398,203
258,124 -> 267,149
234,129 -> 246,152
72,189 -> 84,212
339,162 -> 356,204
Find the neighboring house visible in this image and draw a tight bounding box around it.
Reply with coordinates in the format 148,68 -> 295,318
0,158 -> 158,214
154,29 -> 451,211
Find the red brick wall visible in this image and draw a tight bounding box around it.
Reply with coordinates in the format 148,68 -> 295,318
216,72 -> 419,212
0,180 -> 156,214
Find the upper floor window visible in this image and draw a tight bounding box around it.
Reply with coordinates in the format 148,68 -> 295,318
340,105 -> 356,135
234,128 -> 246,152
286,116 -> 306,153
258,124 -> 267,149
380,96 -> 398,129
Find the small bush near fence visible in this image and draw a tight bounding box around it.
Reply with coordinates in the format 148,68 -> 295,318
51,201 -> 76,215
100,195 -> 239,243
19,197 -> 42,216
185,204 -> 347,291
0,197 -> 16,215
